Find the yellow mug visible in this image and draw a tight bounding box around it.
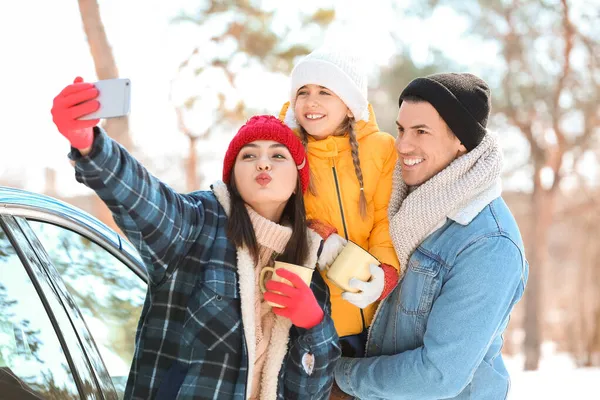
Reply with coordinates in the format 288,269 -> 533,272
259,261 -> 314,308
325,241 -> 379,293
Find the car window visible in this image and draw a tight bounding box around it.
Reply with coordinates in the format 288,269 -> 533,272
0,227 -> 80,399
28,221 -> 146,398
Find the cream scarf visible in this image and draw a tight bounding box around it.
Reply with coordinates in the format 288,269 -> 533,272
388,133 -> 504,275
246,205 -> 292,400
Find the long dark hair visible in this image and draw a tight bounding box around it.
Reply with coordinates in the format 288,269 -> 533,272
226,170 -> 309,266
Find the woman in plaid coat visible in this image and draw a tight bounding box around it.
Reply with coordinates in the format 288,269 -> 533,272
51,78 -> 342,399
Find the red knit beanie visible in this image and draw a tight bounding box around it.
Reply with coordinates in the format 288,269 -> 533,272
223,115 -> 309,193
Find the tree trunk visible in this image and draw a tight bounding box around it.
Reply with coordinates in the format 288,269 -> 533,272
585,218 -> 600,366
77,0 -> 133,234
590,307 -> 600,366
44,168 -> 57,198
77,0 -> 133,150
523,163 -> 558,370
185,136 -> 200,192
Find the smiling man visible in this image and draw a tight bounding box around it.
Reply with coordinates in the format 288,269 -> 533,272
332,73 -> 529,399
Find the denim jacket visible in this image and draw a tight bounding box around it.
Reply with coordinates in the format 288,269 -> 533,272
334,193 -> 528,399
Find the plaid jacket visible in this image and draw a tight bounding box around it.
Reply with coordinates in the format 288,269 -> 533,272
70,128 -> 341,399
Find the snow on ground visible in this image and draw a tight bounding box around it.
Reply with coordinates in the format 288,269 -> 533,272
506,342 -> 600,399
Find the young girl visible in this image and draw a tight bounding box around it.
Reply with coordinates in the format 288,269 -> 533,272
279,47 -> 401,357
50,78 -> 340,399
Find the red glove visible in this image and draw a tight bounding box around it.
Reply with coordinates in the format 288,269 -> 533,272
51,77 -> 101,149
379,263 -> 400,301
264,268 -> 324,329
307,219 -> 338,240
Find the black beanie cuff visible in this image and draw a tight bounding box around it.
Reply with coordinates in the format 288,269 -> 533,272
399,77 -> 487,151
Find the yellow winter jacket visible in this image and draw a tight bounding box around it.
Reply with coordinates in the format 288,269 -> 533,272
279,102 -> 399,337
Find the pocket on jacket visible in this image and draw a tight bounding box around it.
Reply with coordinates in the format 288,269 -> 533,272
399,253 -> 442,316
182,284 -> 242,354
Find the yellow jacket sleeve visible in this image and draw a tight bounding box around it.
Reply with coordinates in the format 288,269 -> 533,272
367,139 -> 400,272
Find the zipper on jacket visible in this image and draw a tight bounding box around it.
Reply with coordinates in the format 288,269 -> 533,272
360,310 -> 366,332
331,165 -> 349,240
331,163 -> 367,332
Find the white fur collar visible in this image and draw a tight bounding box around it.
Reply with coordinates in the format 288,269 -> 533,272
449,179 -> 502,225
429,179 -> 503,235
212,181 -> 232,215
211,181 -> 321,399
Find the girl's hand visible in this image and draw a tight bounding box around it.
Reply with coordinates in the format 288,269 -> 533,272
342,263 -> 385,309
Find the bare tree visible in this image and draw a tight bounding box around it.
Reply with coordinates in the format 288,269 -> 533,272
171,1 -> 334,189
582,216 -> 600,366
174,106 -> 209,192
489,0 -> 599,370
77,0 -> 132,149
76,0 -> 136,232
44,168 -> 57,198
588,256 -> 600,366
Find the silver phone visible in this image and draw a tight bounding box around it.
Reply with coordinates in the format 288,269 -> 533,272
79,78 -> 131,120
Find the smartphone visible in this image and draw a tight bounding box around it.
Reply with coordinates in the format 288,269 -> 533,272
79,78 -> 131,120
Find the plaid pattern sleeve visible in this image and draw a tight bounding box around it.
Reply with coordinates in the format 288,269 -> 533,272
69,127 -> 206,285
280,270 -> 341,399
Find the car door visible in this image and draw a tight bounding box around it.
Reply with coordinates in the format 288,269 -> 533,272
23,219 -> 147,399
0,215 -> 102,399
0,189 -> 148,399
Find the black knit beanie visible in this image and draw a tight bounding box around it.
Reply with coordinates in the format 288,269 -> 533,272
398,73 -> 491,151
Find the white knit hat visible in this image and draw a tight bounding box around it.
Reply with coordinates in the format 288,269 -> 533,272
284,46 -> 370,129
